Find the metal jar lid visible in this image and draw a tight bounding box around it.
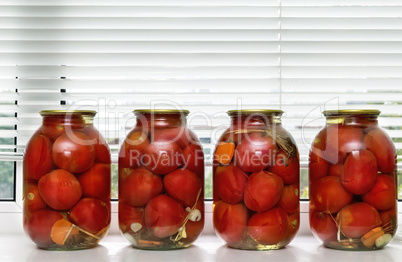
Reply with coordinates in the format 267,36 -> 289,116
323,109 -> 381,117
39,110 -> 97,116
227,109 -> 284,116
133,109 -> 190,116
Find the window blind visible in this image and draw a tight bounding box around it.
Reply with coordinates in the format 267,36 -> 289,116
1,0 -> 402,200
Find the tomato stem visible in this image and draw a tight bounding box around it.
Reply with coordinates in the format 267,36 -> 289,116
226,129 -> 297,158
171,188 -> 202,242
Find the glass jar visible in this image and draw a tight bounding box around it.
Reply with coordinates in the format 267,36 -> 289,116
23,110 -> 111,250
213,110 -> 300,250
118,109 -> 204,250
309,109 -> 397,250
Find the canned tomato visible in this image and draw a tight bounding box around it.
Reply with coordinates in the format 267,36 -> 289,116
118,109 -> 204,249
309,109 -> 397,250
213,110 -> 300,250
23,110 -> 111,250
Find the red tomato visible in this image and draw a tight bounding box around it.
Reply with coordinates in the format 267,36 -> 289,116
362,175 -> 397,211
24,134 -> 53,181
185,218 -> 204,243
52,131 -> 96,173
142,141 -> 183,175
182,143 -> 204,176
310,176 -> 353,213
269,150 -> 299,185
164,169 -> 202,207
311,127 -> 334,163
309,150 -> 329,183
25,209 -> 63,248
234,132 -> 278,173
78,163 -> 110,200
118,200 -> 145,233
23,183 -> 47,218
83,128 -> 111,164
213,201 -> 248,246
118,166 -> 131,185
214,164 -> 248,204
119,130 -> 150,168
328,163 -> 344,177
152,127 -> 195,149
41,114 -> 85,141
277,183 -> 299,214
120,167 -> 163,207
336,202 -> 382,238
184,200 -> 204,242
212,166 -> 221,202
309,209 -> 338,243
342,149 -> 377,195
41,124 -> 66,141
379,206 -> 397,229
248,207 -> 288,245
219,131 -> 245,146
244,171 -> 283,212
285,211 -> 300,244
311,128 -> 327,152
364,128 -> 396,174
144,195 -> 186,238
95,143 -> 111,164
324,124 -> 364,164
38,169 -> 82,210
336,125 -> 364,155
69,198 -> 110,235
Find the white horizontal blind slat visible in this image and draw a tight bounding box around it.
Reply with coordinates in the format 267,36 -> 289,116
282,18 -> 402,30
0,41 -> 280,53
0,54 -> 279,66
0,6 -> 280,18
0,17 -> 279,29
1,65 -> 280,78
0,29 -> 281,41
0,0 -> 278,7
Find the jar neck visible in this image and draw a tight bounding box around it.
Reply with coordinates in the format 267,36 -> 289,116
230,114 -> 281,128
136,113 -> 187,128
326,114 -> 378,126
42,113 -> 94,126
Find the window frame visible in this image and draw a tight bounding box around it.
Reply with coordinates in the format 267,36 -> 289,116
1,0 -> 402,236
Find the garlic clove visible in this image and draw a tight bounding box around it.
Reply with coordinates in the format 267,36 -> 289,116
375,233 -> 392,248
188,208 -> 201,222
123,232 -> 137,245
130,222 -> 142,233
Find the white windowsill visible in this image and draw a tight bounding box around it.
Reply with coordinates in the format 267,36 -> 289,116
2,232 -> 402,261
1,200 -> 402,261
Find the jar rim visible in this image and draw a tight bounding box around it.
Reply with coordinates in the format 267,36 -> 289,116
39,110 -> 97,116
227,109 -> 284,116
133,109 -> 190,116
323,109 -> 381,116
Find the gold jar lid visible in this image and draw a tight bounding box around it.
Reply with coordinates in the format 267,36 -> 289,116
40,110 -> 97,116
323,109 -> 381,117
227,109 -> 284,116
134,109 -> 190,116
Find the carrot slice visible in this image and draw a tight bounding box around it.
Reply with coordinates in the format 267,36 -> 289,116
214,142 -> 235,165
50,219 -> 79,245
97,225 -> 109,237
360,227 -> 385,248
